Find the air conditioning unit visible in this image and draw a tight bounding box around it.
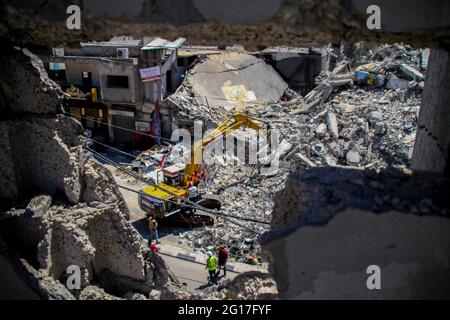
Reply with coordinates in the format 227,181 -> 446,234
117,48 -> 129,59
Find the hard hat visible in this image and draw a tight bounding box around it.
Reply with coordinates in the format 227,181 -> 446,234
206,251 -> 212,257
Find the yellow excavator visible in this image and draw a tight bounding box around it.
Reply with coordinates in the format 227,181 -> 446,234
138,114 -> 263,223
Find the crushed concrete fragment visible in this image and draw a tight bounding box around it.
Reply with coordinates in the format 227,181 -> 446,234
26,195 -> 52,217
220,271 -> 278,300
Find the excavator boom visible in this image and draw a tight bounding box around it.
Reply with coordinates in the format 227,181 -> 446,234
139,113 -> 263,221
183,114 -> 263,187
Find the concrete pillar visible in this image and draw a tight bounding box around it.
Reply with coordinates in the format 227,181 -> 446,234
411,49 -> 450,176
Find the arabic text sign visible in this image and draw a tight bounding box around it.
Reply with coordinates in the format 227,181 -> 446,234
140,66 -> 161,82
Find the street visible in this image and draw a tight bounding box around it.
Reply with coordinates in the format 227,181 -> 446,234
161,254 -> 238,291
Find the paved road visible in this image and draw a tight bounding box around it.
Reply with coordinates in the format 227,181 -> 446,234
161,254 -> 238,291
104,161 -> 256,291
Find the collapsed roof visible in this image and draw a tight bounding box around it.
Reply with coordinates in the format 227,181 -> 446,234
175,52 -> 288,112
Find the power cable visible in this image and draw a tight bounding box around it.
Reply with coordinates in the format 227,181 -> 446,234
118,183 -> 269,225
63,111 -> 175,144
87,138 -> 138,159
85,147 -> 268,233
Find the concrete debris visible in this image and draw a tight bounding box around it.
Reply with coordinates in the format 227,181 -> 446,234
263,167 -> 450,299
79,286 -> 122,300
353,43 -> 427,90
346,150 -> 361,165
26,195 -> 52,217
386,76 -> 411,90
315,123 -> 328,138
399,63 -> 425,82
220,271 -> 278,300
169,52 -> 288,125
326,112 -> 339,140
149,289 -> 162,300
164,42 -> 426,267
295,153 -> 316,167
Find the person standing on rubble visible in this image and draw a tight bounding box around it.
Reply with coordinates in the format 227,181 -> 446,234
148,215 -> 159,244
217,245 -> 229,277
205,251 -> 218,284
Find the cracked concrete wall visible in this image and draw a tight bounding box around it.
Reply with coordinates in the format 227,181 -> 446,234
82,161 -> 130,220
0,122 -> 17,202
37,204 -> 151,294
0,47 -> 85,204
412,49 -> 450,175
8,117 -> 84,203
0,46 -> 189,300
0,48 -> 64,115
0,0 -> 449,50
262,167 -> 450,299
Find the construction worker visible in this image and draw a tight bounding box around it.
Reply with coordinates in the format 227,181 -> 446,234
205,251 -> 218,284
148,215 -> 159,244
217,245 -> 229,277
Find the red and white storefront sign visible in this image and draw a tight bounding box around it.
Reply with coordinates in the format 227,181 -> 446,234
140,66 -> 161,82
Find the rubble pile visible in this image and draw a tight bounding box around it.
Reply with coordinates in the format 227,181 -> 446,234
169,52 -> 288,126
221,271 -> 278,300
200,271 -> 278,300
168,43 -> 427,265
169,81 -> 226,124
179,163 -> 290,265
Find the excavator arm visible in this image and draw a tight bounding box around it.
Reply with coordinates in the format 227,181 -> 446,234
183,114 -> 263,187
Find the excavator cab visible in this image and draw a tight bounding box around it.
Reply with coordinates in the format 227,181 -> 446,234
162,163 -> 185,188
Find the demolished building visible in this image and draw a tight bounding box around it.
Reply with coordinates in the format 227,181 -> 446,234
46,36 -> 186,148
148,43 -> 430,268
169,52 -> 288,127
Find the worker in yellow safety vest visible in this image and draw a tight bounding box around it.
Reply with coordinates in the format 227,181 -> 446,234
205,251 -> 218,284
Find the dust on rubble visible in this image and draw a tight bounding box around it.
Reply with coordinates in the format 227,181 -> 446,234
127,42 -> 426,269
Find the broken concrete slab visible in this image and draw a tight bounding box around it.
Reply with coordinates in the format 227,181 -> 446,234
0,48 -> 190,300
327,112 -> 339,140
0,48 -> 65,115
25,195 -> 52,217
262,167 -> 450,299
346,150 -> 361,165
400,63 -> 425,81
386,76 -> 411,90
170,52 -> 288,122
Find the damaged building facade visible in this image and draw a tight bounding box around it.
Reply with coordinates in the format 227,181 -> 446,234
47,36 -> 186,147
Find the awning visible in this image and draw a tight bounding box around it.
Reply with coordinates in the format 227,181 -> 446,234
142,37 -> 186,51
